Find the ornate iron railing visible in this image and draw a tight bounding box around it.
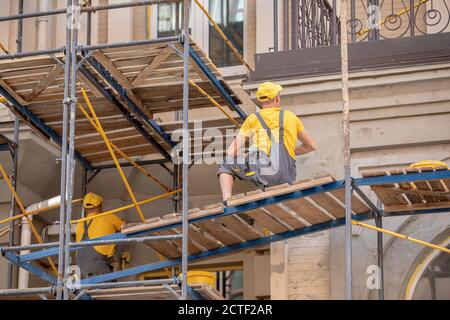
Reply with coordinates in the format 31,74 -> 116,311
293,0 -> 340,49
290,0 -> 450,50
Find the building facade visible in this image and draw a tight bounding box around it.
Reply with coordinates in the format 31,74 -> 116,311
0,0 -> 449,299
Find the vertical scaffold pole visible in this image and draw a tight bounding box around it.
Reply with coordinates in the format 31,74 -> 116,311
57,0 -> 73,300
7,118 -> 20,289
7,0 -> 24,289
181,0 -> 190,301
63,0 -> 80,300
375,199 -> 384,299
340,0 -> 353,300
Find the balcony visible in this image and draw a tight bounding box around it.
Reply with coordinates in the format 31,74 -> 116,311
249,0 -> 450,82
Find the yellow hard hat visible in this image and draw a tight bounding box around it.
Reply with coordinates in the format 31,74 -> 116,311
83,192 -> 103,209
256,82 -> 283,102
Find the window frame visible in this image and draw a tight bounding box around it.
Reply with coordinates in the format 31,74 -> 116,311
150,0 -> 247,77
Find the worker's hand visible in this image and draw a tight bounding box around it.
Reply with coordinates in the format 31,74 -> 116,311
120,252 -> 131,270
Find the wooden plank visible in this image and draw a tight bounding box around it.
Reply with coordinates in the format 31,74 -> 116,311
308,193 -> 345,218
244,208 -> 290,234
91,50 -> 152,118
226,175 -> 335,207
77,72 -> 103,98
405,168 -> 438,203
25,64 -> 64,101
216,215 -> 261,240
88,283 -> 223,300
263,204 -> 306,229
363,170 -> 409,206
194,220 -> 243,246
384,201 -> 450,213
154,229 -> 203,255
388,169 -> 423,204
328,189 -> 371,214
416,167 -> 449,202
131,47 -> 173,86
145,235 -> 181,259
188,224 -> 222,250
372,186 -> 450,198
0,77 -> 27,105
283,198 -> 332,224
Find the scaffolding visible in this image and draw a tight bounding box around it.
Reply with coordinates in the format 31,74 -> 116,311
0,0 -> 449,301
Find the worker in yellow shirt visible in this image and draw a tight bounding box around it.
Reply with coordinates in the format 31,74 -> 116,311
75,192 -> 125,278
218,82 -> 317,203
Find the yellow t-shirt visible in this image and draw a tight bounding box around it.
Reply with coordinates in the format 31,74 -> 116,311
76,213 -> 124,257
238,108 -> 304,159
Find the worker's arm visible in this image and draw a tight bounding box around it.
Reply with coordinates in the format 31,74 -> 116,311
227,133 -> 247,157
294,129 -> 317,155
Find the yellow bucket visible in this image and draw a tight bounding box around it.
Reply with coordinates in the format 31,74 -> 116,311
409,160 -> 448,170
187,271 -> 216,286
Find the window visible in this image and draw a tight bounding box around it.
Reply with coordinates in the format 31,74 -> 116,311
157,3 -> 181,37
153,0 -> 245,71
208,0 -> 244,68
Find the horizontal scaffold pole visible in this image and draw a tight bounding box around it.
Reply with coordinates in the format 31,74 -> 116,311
0,234 -> 182,252
0,37 -> 179,61
0,0 -> 182,22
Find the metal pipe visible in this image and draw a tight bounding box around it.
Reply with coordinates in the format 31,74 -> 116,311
17,216 -> 32,289
0,37 -> 180,61
181,0 -> 190,301
0,47 -> 64,61
7,117 -> 20,289
86,10 -> 92,45
78,278 -> 177,290
63,0 -> 80,300
81,36 -> 180,51
0,0 -> 182,22
56,0 -> 73,300
340,0 -> 352,300
1,234 -> 182,252
374,213 -> 384,300
0,286 -> 55,297
17,0 -> 24,52
18,196 -> 62,289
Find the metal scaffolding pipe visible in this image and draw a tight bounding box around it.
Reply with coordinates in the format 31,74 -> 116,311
63,0 -> 80,300
181,0 -> 190,301
0,0 -> 182,22
81,36 -> 180,51
1,234 -> 182,253
0,37 -> 180,61
78,278 -> 177,291
56,0 -> 72,300
6,117 -> 20,289
0,47 -> 64,61
0,286 -> 55,297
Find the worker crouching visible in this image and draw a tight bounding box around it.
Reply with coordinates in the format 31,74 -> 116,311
218,82 -> 317,204
75,192 -> 125,278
